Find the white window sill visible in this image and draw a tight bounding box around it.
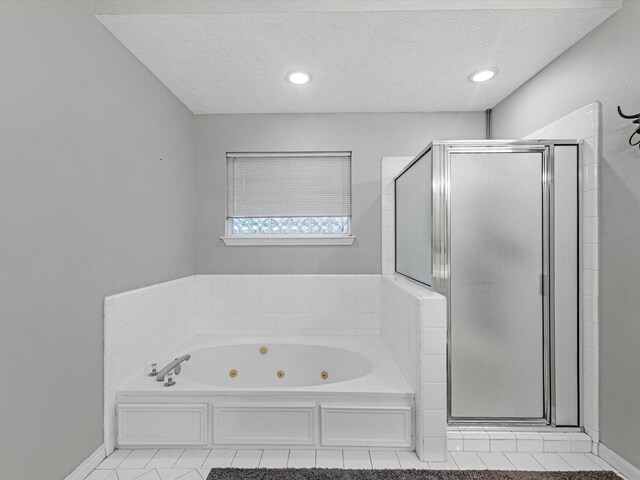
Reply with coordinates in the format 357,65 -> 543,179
220,235 -> 356,246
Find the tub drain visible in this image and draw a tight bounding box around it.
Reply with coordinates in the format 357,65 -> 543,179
277,370 -> 285,378
321,371 -> 328,380
229,369 -> 238,378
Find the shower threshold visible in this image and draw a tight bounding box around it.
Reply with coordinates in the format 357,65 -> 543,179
446,426 -> 593,454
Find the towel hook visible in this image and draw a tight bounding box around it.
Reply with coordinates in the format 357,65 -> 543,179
617,106 -> 640,149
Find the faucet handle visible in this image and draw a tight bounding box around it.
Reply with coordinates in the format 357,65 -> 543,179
164,369 -> 176,387
148,363 -> 158,377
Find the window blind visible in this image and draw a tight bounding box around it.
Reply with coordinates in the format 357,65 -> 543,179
227,152 -> 352,218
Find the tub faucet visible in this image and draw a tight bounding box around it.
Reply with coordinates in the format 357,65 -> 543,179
156,354 -> 191,382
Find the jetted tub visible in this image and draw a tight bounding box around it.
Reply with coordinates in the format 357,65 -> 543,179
115,336 -> 414,450
181,343 -> 372,388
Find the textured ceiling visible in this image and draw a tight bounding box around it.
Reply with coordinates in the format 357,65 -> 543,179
96,8 -> 617,114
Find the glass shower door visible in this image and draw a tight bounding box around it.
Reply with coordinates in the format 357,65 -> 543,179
448,150 -> 547,422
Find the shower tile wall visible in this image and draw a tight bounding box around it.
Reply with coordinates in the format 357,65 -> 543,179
380,156 -> 448,461
103,276 -> 195,454
381,105 -> 599,449
524,103 -> 600,446
194,275 -> 382,336
382,274 -> 447,462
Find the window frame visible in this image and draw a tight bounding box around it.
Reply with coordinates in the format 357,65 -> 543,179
221,151 -> 356,246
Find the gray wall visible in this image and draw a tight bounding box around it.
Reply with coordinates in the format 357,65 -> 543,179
491,1 -> 640,469
0,2 -> 195,479
195,113 -> 485,274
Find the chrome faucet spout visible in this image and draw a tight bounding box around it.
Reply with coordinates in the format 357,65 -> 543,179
156,354 -> 191,381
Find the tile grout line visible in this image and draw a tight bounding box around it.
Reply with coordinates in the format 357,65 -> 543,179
479,452 -> 488,470
143,450 -> 158,469
96,448 -> 619,475
114,450 -> 133,470
173,448 -> 189,469
175,469 -> 197,480
532,454 -> 545,471
483,452 -> 516,470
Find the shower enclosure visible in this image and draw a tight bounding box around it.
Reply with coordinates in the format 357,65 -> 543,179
394,140 -> 580,426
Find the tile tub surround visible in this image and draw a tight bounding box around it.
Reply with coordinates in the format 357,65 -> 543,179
194,275 -> 382,336
104,275 -> 382,455
104,276 -> 196,454
382,274 -> 447,462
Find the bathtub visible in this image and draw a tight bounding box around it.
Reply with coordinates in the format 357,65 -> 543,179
116,336 -> 414,450
181,343 -> 372,388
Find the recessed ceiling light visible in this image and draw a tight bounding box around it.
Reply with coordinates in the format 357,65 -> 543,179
468,67 -> 499,83
286,71 -> 312,85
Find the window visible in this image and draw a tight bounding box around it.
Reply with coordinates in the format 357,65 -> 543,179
222,151 -> 354,245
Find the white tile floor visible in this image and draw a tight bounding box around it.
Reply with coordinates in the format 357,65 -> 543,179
88,448 -> 624,480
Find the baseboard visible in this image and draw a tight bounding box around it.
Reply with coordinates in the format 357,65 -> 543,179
599,444 -> 640,480
65,444 -> 106,480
